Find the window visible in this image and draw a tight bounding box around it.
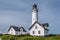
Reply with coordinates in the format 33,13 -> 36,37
33,31 -> 35,34
35,26 -> 37,29
38,31 -> 40,34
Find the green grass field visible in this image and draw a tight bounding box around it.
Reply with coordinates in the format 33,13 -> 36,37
1,34 -> 60,40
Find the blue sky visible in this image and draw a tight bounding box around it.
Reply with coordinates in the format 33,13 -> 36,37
0,0 -> 60,34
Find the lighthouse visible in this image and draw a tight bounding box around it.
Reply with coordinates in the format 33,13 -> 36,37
29,4 -> 49,36
32,4 -> 38,24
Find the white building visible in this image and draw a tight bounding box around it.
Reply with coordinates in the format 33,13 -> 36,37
29,4 -> 49,36
8,26 -> 27,35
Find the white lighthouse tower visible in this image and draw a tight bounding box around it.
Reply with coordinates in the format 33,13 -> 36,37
29,4 -> 49,36
32,4 -> 38,24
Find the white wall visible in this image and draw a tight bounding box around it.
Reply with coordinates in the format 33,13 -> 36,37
30,23 -> 45,36
32,8 -> 38,24
8,28 -> 16,35
19,28 -> 28,35
8,27 -> 28,35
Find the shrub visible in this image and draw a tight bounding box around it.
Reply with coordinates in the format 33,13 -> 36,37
1,34 -> 60,40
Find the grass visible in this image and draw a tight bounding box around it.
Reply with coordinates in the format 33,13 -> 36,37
1,34 -> 60,40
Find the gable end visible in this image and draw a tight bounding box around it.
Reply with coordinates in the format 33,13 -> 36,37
29,21 -> 49,30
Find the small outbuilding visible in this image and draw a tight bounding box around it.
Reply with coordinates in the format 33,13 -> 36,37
8,26 -> 27,35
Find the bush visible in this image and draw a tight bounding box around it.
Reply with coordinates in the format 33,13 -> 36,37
1,34 -> 60,40
2,34 -> 15,40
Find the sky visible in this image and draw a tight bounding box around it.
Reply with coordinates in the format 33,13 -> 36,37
0,0 -> 60,34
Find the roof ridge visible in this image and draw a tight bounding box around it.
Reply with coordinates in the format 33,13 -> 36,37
29,21 -> 49,30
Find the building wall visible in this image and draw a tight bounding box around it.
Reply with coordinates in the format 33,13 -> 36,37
44,26 -> 48,35
44,30 -> 48,35
8,28 -> 16,35
19,32 -> 27,35
19,28 -> 28,35
32,10 -> 38,24
8,27 -> 27,35
18,28 -> 27,35
30,23 -> 45,36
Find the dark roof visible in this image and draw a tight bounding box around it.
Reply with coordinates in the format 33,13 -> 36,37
29,21 -> 49,30
20,27 -> 27,32
42,23 -> 49,27
33,4 -> 37,9
8,26 -> 27,32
